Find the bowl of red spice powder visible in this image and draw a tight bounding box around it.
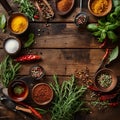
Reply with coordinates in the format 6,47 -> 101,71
56,0 -> 75,15
88,0 -> 112,17
32,83 -> 53,105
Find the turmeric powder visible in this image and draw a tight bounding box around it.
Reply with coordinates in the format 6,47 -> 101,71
57,0 -> 73,12
91,0 -> 109,14
11,15 -> 28,33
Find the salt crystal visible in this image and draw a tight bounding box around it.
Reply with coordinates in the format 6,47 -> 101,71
4,38 -> 20,54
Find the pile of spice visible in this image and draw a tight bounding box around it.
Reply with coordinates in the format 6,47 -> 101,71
10,15 -> 28,34
97,73 -> 112,88
30,65 -> 45,80
57,0 -> 73,12
91,0 -> 109,14
32,83 -> 53,105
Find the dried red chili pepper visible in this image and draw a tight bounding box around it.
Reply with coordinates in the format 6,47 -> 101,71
99,94 -> 117,101
102,49 -> 109,60
34,15 -> 39,19
87,85 -> 99,91
14,55 -> 41,62
109,102 -> 119,107
99,38 -> 107,48
19,102 -> 42,119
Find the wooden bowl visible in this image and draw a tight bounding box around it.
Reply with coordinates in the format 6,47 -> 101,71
94,68 -> 117,92
8,12 -> 29,35
8,80 -> 29,102
32,83 -> 53,105
56,0 -> 75,15
88,0 -> 112,17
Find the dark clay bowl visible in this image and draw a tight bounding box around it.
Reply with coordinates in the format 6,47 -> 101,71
3,37 -> 22,56
56,0 -> 75,15
32,83 -> 53,105
8,12 -> 29,35
94,68 -> 117,92
8,80 -> 29,102
88,0 -> 112,17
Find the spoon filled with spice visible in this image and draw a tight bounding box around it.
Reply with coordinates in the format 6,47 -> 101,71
74,0 -> 88,27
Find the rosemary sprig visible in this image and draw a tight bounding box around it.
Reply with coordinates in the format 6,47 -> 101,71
50,75 -> 88,120
13,0 -> 35,21
0,56 -> 21,87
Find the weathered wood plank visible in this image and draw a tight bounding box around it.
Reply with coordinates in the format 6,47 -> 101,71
1,48 -> 119,76
0,23 -> 99,49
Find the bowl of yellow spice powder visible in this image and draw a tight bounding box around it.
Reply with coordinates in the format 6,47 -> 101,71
88,0 -> 112,17
8,13 -> 29,35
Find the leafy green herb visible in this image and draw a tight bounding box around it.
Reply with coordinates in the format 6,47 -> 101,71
0,56 -> 21,87
113,0 -> 120,7
87,5 -> 120,43
24,33 -> 35,48
0,14 -> 6,32
13,0 -> 35,21
108,46 -> 119,64
50,75 -> 88,120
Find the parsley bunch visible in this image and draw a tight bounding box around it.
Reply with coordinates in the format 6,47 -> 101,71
14,0 -> 35,21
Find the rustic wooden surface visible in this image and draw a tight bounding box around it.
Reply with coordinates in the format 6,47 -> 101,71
1,0 -> 120,120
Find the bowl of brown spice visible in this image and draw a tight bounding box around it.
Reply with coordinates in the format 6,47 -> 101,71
88,0 -> 112,17
94,68 -> 117,92
56,0 -> 75,15
32,83 -> 53,105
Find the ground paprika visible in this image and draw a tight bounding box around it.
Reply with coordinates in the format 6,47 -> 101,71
32,83 -> 53,105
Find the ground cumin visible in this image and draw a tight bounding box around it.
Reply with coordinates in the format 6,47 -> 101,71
11,15 -> 28,33
91,0 -> 109,14
57,0 -> 73,12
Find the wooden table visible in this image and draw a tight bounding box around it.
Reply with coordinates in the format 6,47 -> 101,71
1,0 -> 120,120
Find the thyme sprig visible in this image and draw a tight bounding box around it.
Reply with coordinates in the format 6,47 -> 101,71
50,75 -> 88,120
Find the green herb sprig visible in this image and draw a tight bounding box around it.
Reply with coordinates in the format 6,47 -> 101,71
0,56 -> 21,87
87,2 -> 120,43
50,75 -> 88,120
14,0 -> 35,21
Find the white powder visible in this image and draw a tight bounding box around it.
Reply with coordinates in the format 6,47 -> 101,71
5,39 -> 20,54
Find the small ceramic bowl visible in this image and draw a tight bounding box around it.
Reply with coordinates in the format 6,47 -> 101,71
8,12 -> 29,35
56,0 -> 75,15
32,83 -> 53,105
88,0 -> 112,17
8,80 -> 29,102
94,68 -> 117,92
30,65 -> 45,80
3,37 -> 21,56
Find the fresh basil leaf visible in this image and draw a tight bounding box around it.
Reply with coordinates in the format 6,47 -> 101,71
24,33 -> 35,48
0,14 -> 6,31
108,46 -> 119,64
